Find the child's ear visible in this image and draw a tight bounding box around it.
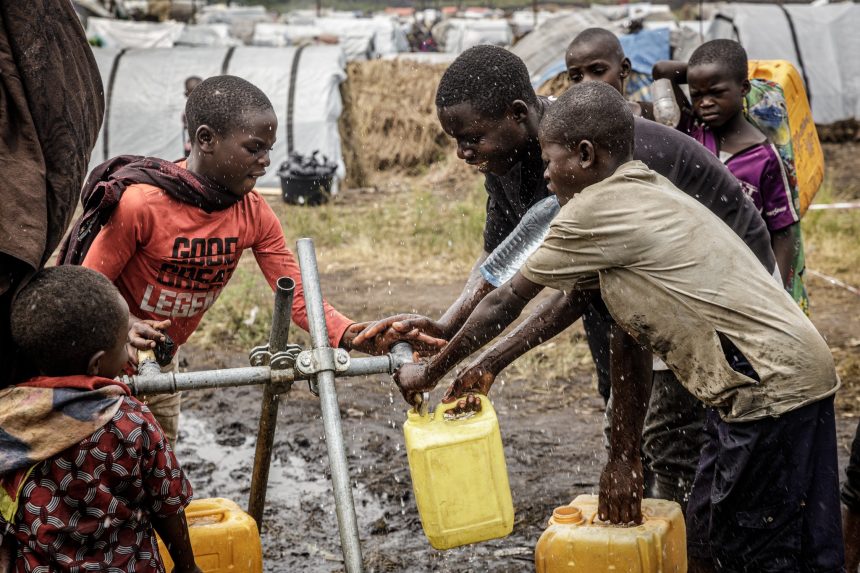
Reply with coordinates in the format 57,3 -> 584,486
509,100 -> 530,123
86,350 -> 106,376
740,78 -> 751,97
578,140 -> 596,168
195,125 -> 218,153
620,57 -> 632,80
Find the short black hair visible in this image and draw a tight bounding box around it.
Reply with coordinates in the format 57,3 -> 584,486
689,39 -> 748,84
540,81 -> 634,158
11,266 -> 127,376
185,75 -> 274,139
435,44 -> 538,118
567,28 -> 625,62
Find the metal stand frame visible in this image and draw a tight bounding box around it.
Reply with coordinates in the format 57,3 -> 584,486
123,238 -> 413,573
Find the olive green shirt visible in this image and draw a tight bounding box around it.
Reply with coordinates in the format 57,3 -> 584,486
521,161 -> 838,422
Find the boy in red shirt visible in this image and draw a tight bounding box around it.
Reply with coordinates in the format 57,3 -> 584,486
61,75 -> 392,444
2,265 -> 199,573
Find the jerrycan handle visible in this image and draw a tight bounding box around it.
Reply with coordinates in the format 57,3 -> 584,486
412,392 -> 430,417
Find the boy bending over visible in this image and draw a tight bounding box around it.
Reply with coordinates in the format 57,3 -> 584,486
1,266 -> 199,573
395,82 -> 843,572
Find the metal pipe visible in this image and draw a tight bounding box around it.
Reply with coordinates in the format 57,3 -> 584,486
248,277 -> 296,527
126,352 -> 412,396
296,238 -> 363,573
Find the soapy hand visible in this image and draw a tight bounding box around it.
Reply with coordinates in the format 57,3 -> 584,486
444,364 -> 497,402
598,456 -> 644,525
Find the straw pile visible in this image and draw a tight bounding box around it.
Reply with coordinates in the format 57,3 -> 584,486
340,60 -> 452,188
537,72 -> 570,98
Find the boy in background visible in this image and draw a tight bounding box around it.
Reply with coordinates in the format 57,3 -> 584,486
395,82 -> 843,572
654,40 -> 807,312
62,75 -> 391,445
2,265 -> 199,573
182,75 -> 202,157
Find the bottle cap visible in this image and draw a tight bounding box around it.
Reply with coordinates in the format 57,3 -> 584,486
551,506 -> 584,525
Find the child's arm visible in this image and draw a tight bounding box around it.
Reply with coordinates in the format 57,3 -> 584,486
759,149 -> 803,288
151,511 -> 202,573
0,533 -> 12,573
443,289 -> 594,400
600,326 -> 651,525
393,272 -> 544,404
651,60 -> 693,126
772,223 -> 801,287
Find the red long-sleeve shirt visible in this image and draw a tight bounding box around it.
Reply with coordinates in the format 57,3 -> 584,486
83,180 -> 352,348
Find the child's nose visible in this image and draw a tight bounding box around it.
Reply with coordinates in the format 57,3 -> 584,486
259,151 -> 271,167
458,145 -> 475,160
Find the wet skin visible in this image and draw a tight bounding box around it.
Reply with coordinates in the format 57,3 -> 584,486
437,101 -> 534,177
187,108 -> 278,197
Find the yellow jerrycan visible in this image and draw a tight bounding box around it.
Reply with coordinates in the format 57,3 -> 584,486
157,498 -> 263,572
748,59 -> 824,215
403,394 -> 514,550
535,494 -> 686,573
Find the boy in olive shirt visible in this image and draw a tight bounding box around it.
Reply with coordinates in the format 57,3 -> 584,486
394,82 -> 843,572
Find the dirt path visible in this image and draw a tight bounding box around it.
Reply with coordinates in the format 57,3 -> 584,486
173,271 -> 860,573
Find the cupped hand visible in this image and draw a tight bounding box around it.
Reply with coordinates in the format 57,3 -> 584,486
443,363 -> 497,403
598,455 -> 644,525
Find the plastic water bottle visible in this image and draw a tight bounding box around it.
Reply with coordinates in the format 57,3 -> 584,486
651,78 -> 681,128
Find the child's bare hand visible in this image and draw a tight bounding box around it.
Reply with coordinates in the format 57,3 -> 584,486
352,314 -> 446,356
598,456 -> 644,525
393,361 -> 436,405
442,393 -> 483,418
443,364 -> 496,402
128,319 -> 171,351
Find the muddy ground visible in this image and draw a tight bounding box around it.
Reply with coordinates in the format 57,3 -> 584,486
172,272 -> 860,573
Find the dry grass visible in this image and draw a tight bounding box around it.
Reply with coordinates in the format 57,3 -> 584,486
536,72 -> 570,98
340,60 -> 452,188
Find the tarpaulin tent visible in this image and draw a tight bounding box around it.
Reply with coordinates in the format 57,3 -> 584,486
709,2 -> 860,124
252,22 -> 376,61
274,15 -> 408,58
432,18 -> 513,54
89,46 -> 347,187
510,11 -> 614,87
86,17 -> 185,48
176,24 -> 242,47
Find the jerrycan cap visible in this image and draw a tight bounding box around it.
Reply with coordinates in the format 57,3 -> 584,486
551,506 -> 584,525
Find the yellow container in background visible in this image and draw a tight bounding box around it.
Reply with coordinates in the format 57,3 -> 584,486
748,59 -> 824,215
404,394 -> 514,550
535,495 -> 686,573
157,498 -> 262,573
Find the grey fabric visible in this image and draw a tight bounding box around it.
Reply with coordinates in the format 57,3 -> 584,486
642,369 -> 706,509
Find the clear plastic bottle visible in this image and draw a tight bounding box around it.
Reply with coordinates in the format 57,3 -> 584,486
651,78 -> 681,128
480,195 -> 560,287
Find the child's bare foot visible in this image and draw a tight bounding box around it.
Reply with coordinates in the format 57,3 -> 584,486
443,393 -> 482,419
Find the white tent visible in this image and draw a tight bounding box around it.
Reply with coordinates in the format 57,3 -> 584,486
87,17 -> 185,49
176,24 -> 242,47
252,22 -> 376,61
89,46 -> 348,187
432,18 -> 513,54
709,2 -> 860,124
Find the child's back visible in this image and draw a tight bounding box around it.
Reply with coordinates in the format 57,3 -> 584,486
523,159 -> 835,419
3,266 -> 197,573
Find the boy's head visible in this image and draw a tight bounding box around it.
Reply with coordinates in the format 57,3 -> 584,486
539,81 -> 634,204
184,75 -> 202,98
565,28 -> 631,94
185,75 -> 277,196
11,266 -> 129,378
687,40 -> 750,129
435,45 -> 540,176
